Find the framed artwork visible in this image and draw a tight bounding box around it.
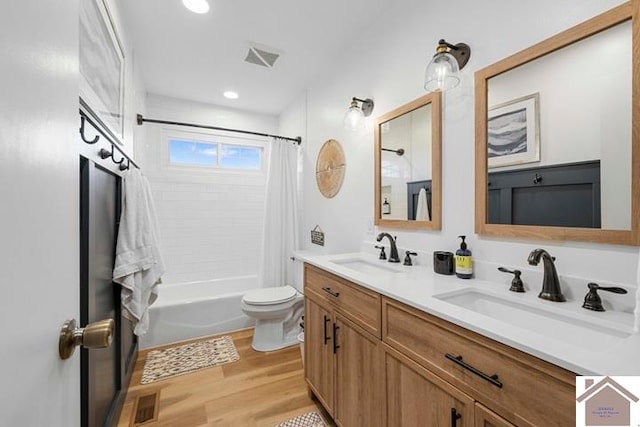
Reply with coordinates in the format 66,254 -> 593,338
79,0 -> 125,144
488,93 -> 540,168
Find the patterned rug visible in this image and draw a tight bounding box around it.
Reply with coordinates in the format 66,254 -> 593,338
274,412 -> 327,427
140,336 -> 239,384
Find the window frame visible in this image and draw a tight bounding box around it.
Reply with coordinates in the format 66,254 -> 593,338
162,129 -> 267,173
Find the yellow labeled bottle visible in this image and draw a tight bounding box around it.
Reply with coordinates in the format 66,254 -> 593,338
455,235 -> 473,279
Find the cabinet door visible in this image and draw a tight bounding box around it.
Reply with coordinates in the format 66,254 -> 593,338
475,403 -> 516,427
385,346 -> 474,427
304,296 -> 334,414
334,314 -> 383,427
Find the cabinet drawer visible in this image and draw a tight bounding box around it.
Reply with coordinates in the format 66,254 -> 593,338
382,297 -> 575,427
304,263 -> 381,337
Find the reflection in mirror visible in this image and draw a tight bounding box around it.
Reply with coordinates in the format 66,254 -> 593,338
475,1 -> 639,245
375,92 -> 442,230
487,21 -> 631,230
380,103 -> 432,221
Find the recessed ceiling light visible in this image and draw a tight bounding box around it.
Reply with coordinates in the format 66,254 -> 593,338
223,91 -> 239,99
182,0 -> 209,14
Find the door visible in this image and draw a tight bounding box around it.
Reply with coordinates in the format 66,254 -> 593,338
385,346 -> 474,427
334,314 -> 383,427
0,0 -> 80,425
304,296 -> 334,414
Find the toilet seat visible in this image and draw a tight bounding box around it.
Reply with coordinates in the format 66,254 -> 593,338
242,286 -> 297,306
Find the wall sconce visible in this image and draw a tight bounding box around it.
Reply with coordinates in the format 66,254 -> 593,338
424,39 -> 471,92
343,97 -> 375,131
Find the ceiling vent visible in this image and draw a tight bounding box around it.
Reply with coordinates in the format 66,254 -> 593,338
244,44 -> 281,68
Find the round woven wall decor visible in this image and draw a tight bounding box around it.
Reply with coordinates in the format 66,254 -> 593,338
315,139 -> 345,198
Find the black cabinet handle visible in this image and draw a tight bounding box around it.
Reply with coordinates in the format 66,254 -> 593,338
323,315 -> 331,344
332,323 -> 340,354
445,353 -> 503,388
451,408 -> 461,427
322,287 -> 340,298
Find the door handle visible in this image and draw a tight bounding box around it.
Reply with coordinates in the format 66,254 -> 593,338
332,323 -> 340,354
59,318 -> 114,360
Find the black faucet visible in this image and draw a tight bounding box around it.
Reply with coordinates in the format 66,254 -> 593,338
376,233 -> 400,263
527,249 -> 566,302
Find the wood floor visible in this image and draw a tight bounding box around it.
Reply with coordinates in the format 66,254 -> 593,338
117,329 -> 334,427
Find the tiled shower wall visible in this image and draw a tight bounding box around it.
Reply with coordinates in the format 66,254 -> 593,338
138,94 -> 279,284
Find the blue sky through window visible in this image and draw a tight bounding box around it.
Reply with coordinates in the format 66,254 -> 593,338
220,145 -> 261,169
169,138 -> 263,170
169,139 -> 217,166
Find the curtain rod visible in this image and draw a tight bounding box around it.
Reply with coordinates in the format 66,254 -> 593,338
136,114 -> 302,145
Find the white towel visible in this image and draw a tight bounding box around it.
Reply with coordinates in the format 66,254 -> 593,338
634,247 -> 640,333
415,188 -> 430,221
112,168 -> 165,336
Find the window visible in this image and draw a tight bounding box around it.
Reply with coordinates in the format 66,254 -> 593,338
168,137 -> 263,170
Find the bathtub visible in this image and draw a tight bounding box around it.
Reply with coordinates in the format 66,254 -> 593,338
139,276 -> 257,350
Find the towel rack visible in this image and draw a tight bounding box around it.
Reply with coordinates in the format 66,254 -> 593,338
79,109 -> 139,171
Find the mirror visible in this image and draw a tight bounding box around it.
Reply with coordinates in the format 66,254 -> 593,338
475,1 -> 639,245
375,92 -> 442,230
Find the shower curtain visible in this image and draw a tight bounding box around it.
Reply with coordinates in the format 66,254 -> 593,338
259,138 -> 300,288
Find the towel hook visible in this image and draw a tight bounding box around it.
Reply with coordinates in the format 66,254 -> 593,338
79,116 -> 100,144
99,147 -> 126,167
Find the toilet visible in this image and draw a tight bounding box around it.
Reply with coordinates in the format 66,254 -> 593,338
241,283 -> 304,352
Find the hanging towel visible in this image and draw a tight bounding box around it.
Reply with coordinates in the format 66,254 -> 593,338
112,168 -> 165,336
634,247 -> 640,333
415,188 -> 430,221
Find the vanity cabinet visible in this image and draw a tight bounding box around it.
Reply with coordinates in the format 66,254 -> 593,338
304,296 -> 334,413
475,403 -> 517,427
304,264 -> 383,427
304,263 -> 576,426
385,345 -> 474,426
382,297 -> 576,426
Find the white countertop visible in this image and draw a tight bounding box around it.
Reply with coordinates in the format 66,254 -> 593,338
295,251 -> 640,375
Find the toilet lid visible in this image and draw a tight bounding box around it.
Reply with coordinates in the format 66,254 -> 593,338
243,286 -> 297,306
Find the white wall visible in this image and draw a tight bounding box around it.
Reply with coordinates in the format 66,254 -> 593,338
138,94 -> 278,284
280,0 -> 639,293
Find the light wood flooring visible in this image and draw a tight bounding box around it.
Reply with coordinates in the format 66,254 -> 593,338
117,329 -> 334,427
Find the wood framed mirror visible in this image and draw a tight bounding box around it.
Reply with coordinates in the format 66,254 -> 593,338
375,92 -> 442,230
475,0 -> 640,245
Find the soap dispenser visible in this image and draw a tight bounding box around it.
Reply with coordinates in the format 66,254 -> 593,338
455,235 -> 473,279
382,198 -> 391,215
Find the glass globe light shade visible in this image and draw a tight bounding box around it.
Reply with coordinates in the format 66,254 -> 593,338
343,104 -> 365,131
424,52 -> 461,92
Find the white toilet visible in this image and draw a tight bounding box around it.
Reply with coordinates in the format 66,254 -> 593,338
241,284 -> 304,352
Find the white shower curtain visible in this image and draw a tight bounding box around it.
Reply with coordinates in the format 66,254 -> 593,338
259,138 -> 300,288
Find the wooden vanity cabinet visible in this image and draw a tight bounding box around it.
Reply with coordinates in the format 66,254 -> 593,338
304,296 -> 334,414
382,296 -> 576,427
476,403 -> 517,427
385,345 -> 474,427
304,263 -> 577,427
304,264 -> 383,427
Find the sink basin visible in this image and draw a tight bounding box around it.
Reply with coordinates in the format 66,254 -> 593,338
331,258 -> 401,275
434,289 -> 631,349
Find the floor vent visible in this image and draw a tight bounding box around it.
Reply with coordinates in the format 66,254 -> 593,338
131,391 -> 159,425
244,44 -> 281,68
